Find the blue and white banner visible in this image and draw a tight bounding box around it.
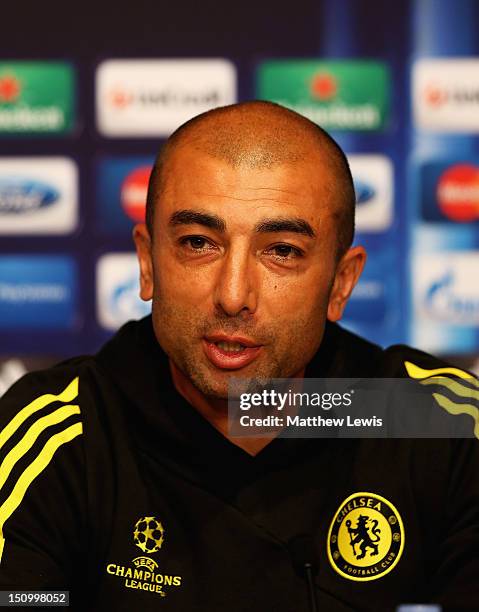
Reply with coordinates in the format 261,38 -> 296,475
0,256 -> 77,328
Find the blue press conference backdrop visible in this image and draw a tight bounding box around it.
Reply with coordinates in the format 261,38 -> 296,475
0,0 -> 479,384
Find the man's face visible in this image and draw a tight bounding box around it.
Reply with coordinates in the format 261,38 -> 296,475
135,145 -> 364,398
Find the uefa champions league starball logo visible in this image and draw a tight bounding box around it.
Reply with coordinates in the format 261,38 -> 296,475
133,516 -> 165,554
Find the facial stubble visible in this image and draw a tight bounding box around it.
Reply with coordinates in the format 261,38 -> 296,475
151,285 -> 328,399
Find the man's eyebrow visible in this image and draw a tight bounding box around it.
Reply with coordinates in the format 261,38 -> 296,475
168,209 -> 226,232
168,210 -> 316,238
254,217 -> 316,238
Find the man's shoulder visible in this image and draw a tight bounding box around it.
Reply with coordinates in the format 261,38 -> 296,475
329,322 -> 476,380
1,355 -> 95,406
0,358 -> 92,524
0,317 -> 159,437
382,342 -> 477,381
0,317 -> 151,415
0,353 -> 118,439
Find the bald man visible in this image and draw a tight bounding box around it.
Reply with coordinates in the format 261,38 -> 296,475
0,102 -> 478,611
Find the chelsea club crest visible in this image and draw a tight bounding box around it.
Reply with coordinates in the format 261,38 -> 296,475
327,492 -> 404,582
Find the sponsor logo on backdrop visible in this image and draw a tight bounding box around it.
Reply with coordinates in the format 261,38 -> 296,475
0,74 -> 20,103
0,178 -> 58,213
417,159 -> 479,223
0,256 -> 77,328
343,248 -> 398,326
0,62 -> 75,134
96,59 -> 236,136
348,155 -> 393,232
353,180 -> 375,204
310,73 -> 338,100
257,61 -> 389,131
96,253 -> 151,330
0,158 -> 78,234
437,164 -> 479,222
121,166 -> 151,222
345,279 -> 387,323
414,252 -> 479,325
96,157 -> 154,233
413,59 -> 479,131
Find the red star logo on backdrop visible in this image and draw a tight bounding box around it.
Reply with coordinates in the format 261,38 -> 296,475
109,88 -> 133,109
310,73 -> 337,100
0,74 -> 21,103
425,84 -> 446,107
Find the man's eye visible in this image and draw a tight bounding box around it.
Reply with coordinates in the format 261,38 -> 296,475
266,244 -> 303,259
180,236 -> 214,251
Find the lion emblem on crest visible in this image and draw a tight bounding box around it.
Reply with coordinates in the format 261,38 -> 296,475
345,514 -> 381,559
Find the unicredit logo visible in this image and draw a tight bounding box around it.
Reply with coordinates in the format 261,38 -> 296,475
109,89 -> 134,109
424,85 -> 447,107
424,83 -> 479,108
437,164 -> 479,222
96,60 -> 236,137
414,59 -> 479,131
107,87 -> 222,110
0,178 -> 59,214
310,73 -> 337,100
120,166 -> 151,223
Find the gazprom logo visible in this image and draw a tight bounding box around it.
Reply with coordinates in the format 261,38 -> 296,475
0,177 -> 59,214
109,275 -> 150,322
96,253 -> 151,330
353,179 -> 375,205
420,259 -> 479,325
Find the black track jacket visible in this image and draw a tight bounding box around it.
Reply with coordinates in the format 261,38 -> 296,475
0,316 -> 478,611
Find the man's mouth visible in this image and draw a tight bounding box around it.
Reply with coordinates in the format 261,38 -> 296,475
214,341 -> 248,353
202,335 -> 262,370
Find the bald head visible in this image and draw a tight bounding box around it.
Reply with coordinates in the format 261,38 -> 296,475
145,101 -> 355,256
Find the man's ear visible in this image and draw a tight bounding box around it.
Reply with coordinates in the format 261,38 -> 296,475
327,246 -> 367,322
133,223 -> 154,301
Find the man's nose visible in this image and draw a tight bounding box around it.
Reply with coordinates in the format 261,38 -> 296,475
213,245 -> 258,317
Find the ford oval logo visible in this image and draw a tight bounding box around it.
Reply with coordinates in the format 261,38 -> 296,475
353,179 -> 375,205
0,178 -> 59,214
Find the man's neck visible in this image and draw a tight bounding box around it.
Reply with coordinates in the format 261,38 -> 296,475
169,360 -> 305,456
